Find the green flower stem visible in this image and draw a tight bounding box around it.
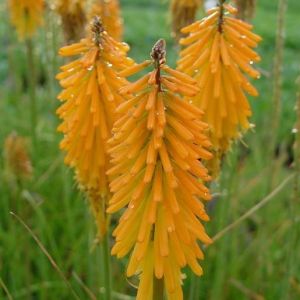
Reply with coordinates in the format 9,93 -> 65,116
102,230 -> 112,300
153,277 -> 164,300
25,37 -> 37,150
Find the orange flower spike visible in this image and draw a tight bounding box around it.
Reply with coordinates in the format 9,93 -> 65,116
4,132 -> 33,181
56,17 -> 133,237
170,0 -> 203,41
54,0 -> 87,43
233,0 -> 257,21
108,39 -> 213,300
178,2 -> 261,174
9,0 -> 44,40
89,0 -> 124,41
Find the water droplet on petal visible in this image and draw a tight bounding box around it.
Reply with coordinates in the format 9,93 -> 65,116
87,66 -> 94,71
249,60 -> 254,65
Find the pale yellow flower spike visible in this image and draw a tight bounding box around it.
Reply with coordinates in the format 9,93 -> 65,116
170,0 -> 203,41
56,17 -> 133,238
178,2 -> 261,176
89,0 -> 123,41
108,39 -> 213,300
9,0 -> 44,40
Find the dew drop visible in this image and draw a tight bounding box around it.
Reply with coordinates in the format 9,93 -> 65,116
249,60 -> 254,65
292,128 -> 298,134
256,75 -> 261,79
167,227 -> 173,233
87,66 -> 94,71
129,204 -> 135,209
240,35 -> 246,39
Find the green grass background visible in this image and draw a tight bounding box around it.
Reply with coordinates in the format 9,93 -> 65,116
0,0 -> 300,299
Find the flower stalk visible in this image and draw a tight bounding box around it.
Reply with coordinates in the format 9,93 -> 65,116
294,77 -> 300,201
102,228 -> 112,300
8,0 -> 45,148
284,76 -> 300,299
153,277 -> 164,300
151,41 -> 165,300
268,0 -> 287,189
25,37 -> 38,149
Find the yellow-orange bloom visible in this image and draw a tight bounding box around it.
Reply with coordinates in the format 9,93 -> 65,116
4,132 -> 33,181
233,0 -> 256,21
108,39 -> 213,300
89,0 -> 123,41
55,0 -> 87,42
170,0 -> 203,41
178,3 -> 261,171
9,0 -> 44,40
56,17 -> 133,236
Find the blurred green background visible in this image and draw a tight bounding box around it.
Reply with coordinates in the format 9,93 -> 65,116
0,0 -> 300,299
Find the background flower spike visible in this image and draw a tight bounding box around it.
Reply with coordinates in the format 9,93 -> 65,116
170,0 -> 204,42
88,0 -> 124,41
54,0 -> 87,43
178,2 -> 262,177
233,0 -> 257,21
9,0 -> 44,41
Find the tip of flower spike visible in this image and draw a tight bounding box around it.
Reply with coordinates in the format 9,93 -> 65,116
91,16 -> 104,46
151,39 -> 166,66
